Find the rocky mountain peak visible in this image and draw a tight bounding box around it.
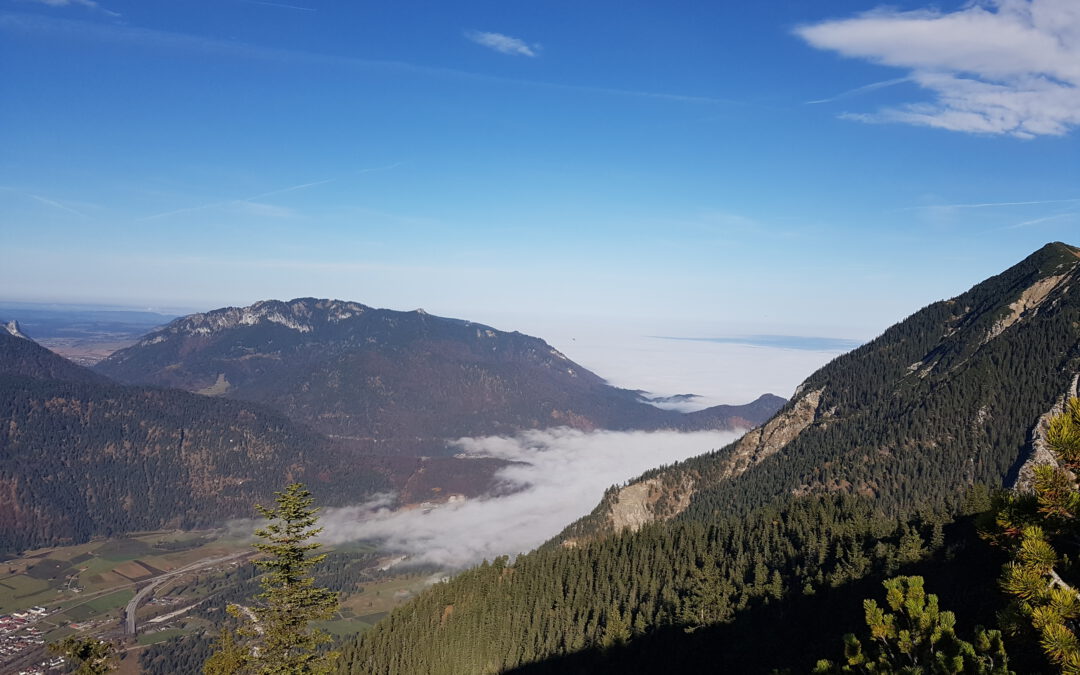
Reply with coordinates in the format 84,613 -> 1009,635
3,319 -> 29,340
140,297 -> 371,343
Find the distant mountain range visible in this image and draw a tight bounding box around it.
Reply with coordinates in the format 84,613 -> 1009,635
94,299 -> 783,453
0,301 -> 782,554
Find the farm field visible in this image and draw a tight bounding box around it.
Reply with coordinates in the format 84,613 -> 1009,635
1,528 -> 437,673
0,529 -> 250,627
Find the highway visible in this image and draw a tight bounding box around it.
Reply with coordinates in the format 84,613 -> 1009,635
125,552 -> 249,635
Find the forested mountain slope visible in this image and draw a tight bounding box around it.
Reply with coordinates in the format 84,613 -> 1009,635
94,299 -> 782,450
0,327 -> 110,385
338,242 -> 1080,674
0,334 -> 389,555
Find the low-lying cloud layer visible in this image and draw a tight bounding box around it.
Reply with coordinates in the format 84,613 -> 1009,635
318,427 -> 743,568
797,0 -> 1080,137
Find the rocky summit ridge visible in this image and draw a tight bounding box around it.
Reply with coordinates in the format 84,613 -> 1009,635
97,298 -> 784,446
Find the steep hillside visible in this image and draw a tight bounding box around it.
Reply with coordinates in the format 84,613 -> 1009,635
339,242 -> 1080,674
0,326 -> 110,385
94,299 -> 782,449
0,335 -> 391,554
559,241 -> 1080,543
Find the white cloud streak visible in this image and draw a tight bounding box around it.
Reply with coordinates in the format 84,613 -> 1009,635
796,0 -> 1080,137
27,193 -> 88,217
23,0 -> 119,17
896,198 -> 1080,217
316,428 -> 743,568
1003,212 -> 1076,228
0,14 -> 733,105
465,30 -> 539,57
238,0 -> 315,11
138,178 -> 334,221
806,76 -> 910,104
1,187 -> 90,217
136,164 -> 404,222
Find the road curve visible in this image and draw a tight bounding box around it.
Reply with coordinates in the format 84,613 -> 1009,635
125,552 -> 249,635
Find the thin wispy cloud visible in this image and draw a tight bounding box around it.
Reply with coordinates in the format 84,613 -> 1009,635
231,201 -> 298,219
796,0 -> 1080,138
22,0 -> 119,17
465,30 -> 539,57
137,164 -> 404,221
900,197 -> 1080,211
28,193 -> 88,217
1,187 -> 89,217
0,14 -> 735,106
806,76 -> 909,105
138,178 -> 335,222
238,0 -> 315,10
1003,212 -> 1076,229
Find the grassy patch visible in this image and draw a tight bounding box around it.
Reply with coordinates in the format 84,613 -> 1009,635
0,574 -> 58,613
137,628 -> 188,646
25,558 -> 71,580
112,560 -> 156,581
357,611 -> 388,624
1,574 -> 51,596
340,575 -> 431,617
63,604 -> 99,622
85,588 -> 134,613
44,624 -> 76,641
97,538 -> 154,561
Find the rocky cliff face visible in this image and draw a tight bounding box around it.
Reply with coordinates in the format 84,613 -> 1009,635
598,388 -> 826,535
3,320 -> 29,340
1012,374 -> 1080,493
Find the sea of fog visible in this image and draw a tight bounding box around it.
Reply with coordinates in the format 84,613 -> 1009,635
318,324 -> 860,568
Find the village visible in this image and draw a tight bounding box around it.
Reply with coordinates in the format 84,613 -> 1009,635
0,606 -> 66,673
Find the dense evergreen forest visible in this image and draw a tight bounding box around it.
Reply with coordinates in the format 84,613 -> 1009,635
0,333 -> 390,554
336,242 -> 1080,673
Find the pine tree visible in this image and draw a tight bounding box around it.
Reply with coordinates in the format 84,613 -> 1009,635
991,398 -> 1080,672
813,576 -> 1010,674
205,483 -> 339,675
204,627 -> 250,674
49,637 -> 117,674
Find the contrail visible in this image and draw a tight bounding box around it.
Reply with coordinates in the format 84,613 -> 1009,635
1002,213 -> 1076,230
24,192 -> 88,217
806,77 -> 909,105
138,164 -> 402,221
899,198 -> 1080,212
5,186 -> 89,218
238,0 -> 316,11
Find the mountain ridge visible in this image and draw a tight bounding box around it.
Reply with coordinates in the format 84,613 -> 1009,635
558,241 -> 1080,544
95,298 -> 784,446
337,241 -> 1080,674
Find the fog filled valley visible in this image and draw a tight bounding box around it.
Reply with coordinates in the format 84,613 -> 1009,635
4,0 -> 1080,673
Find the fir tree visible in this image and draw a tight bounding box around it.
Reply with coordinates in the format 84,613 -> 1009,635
206,483 -> 339,675
49,637 -> 118,674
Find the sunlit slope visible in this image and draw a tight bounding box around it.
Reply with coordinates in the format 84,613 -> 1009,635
338,242 -> 1080,674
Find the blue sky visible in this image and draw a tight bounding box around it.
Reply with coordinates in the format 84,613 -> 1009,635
2,0 -> 1079,340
